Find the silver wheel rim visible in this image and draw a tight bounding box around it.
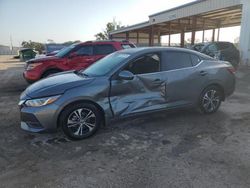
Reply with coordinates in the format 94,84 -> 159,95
202,90 -> 220,113
67,108 -> 96,136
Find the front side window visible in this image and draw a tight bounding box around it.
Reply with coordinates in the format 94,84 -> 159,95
161,51 -> 193,71
55,44 -> 76,58
125,53 -> 160,75
75,45 -> 93,56
94,45 -> 115,55
190,54 -> 201,66
207,44 -> 218,53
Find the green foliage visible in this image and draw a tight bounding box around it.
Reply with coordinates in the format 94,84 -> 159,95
21,40 -> 44,54
95,19 -> 123,40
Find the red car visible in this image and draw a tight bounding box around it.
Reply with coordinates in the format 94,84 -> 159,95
23,40 -> 136,83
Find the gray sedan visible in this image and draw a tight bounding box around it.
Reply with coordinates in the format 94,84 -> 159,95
19,47 -> 236,140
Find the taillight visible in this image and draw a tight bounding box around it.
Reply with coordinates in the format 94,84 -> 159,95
227,67 -> 236,74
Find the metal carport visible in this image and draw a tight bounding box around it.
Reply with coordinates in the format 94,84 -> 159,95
110,0 -> 250,65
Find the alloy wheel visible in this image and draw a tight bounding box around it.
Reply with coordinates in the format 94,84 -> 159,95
202,89 -> 221,113
67,108 -> 96,136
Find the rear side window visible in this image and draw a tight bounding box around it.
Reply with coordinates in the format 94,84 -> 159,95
162,51 -> 193,71
94,45 -> 116,55
217,43 -> 230,50
190,54 -> 201,66
122,44 -> 136,49
75,45 -> 93,56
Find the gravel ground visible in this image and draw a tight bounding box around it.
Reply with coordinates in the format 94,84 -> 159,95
0,55 -> 250,188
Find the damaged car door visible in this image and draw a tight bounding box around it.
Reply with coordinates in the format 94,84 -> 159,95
110,53 -> 167,117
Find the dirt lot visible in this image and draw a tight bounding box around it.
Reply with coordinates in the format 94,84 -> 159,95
0,55 -> 250,188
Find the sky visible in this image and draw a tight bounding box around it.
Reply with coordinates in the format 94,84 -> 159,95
0,0 -> 240,47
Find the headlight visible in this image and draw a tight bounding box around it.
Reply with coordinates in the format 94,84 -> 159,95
26,63 -> 42,70
25,95 -> 61,107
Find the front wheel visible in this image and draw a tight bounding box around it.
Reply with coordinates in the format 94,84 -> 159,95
59,103 -> 102,140
199,86 -> 222,114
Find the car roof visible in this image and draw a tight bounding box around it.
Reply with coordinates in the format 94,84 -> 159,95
118,47 -> 213,60
196,41 -> 232,46
119,46 -> 198,54
79,40 -> 133,45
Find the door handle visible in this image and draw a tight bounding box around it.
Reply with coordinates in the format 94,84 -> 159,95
154,78 -> 161,82
200,71 -> 208,76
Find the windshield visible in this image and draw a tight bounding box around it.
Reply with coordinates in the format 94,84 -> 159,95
83,52 -> 130,76
55,44 -> 76,58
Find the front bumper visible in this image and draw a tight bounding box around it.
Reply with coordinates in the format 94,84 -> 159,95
21,121 -> 45,133
20,103 -> 60,133
23,70 -> 40,83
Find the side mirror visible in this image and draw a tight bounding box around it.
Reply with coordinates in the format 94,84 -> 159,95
118,70 -> 134,80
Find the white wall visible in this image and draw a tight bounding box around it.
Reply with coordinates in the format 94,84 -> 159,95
239,0 -> 250,65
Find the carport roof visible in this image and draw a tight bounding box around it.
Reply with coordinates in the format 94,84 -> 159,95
110,0 -> 242,36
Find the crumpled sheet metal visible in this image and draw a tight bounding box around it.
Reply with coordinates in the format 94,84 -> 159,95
110,74 -> 167,117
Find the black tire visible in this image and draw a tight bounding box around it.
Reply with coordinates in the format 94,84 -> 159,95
25,79 -> 35,84
59,103 -> 102,140
42,69 -> 61,78
199,86 -> 222,114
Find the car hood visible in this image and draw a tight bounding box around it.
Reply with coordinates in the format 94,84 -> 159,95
21,71 -> 94,99
28,56 -> 60,63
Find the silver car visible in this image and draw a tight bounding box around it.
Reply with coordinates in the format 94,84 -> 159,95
19,47 -> 236,140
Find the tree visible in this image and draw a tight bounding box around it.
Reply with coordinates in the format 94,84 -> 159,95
21,40 -> 44,54
95,19 -> 123,40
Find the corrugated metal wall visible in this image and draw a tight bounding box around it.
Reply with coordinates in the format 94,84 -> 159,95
149,0 -> 241,24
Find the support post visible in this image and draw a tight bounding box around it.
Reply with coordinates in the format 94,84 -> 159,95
158,31 -> 161,46
191,17 -> 197,45
168,23 -> 171,46
217,28 -> 220,41
149,26 -> 154,46
126,32 -> 129,41
202,20 -> 205,43
136,31 -> 139,45
212,29 -> 215,42
181,29 -> 185,48
202,30 -> 205,43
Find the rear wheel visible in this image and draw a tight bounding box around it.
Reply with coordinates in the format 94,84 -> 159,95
199,86 -> 222,114
59,103 -> 102,140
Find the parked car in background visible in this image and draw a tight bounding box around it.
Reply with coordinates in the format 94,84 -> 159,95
44,43 -> 67,55
19,48 -> 37,61
19,47 -> 236,140
46,50 -> 60,56
191,42 -> 240,68
23,40 -> 136,83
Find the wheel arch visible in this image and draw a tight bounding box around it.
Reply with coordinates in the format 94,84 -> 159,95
57,99 -> 106,128
201,83 -> 225,101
